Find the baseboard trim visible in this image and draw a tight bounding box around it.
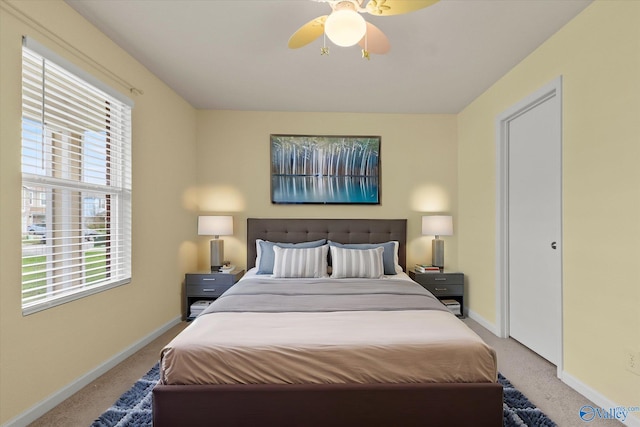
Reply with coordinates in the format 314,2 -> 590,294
2,316 -> 182,427
562,372 -> 640,427
467,309 -> 501,336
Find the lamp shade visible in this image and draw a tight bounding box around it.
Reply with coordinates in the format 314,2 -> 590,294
198,216 -> 233,237
422,215 -> 453,237
324,9 -> 367,47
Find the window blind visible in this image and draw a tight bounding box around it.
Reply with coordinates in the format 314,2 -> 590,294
21,39 -> 132,315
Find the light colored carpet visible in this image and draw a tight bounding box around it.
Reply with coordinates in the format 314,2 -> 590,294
465,318 -> 622,427
28,322 -> 187,427
29,318 -> 624,426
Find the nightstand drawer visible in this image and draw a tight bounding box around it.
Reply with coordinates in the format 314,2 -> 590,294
186,283 -> 232,297
186,273 -> 237,287
413,273 -> 464,286
185,272 -> 239,297
422,283 -> 463,297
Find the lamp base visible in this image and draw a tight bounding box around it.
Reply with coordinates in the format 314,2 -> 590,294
210,239 -> 224,272
432,238 -> 444,270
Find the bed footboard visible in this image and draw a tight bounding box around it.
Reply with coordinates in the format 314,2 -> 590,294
153,382 -> 503,427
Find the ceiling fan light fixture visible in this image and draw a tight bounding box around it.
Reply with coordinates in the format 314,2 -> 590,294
324,9 -> 367,47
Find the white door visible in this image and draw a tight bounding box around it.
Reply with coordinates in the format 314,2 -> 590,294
505,80 -> 562,366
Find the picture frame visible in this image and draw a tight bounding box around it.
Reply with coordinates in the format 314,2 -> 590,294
271,134 -> 380,205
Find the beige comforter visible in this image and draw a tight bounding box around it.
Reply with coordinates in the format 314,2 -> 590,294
160,273 -> 497,385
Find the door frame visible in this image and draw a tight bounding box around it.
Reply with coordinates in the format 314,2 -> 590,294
495,76 -> 563,377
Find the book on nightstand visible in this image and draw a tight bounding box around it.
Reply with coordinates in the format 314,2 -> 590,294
415,264 -> 440,273
190,300 -> 213,318
441,299 -> 461,316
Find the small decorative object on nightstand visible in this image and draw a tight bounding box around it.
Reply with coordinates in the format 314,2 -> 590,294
409,270 -> 465,318
184,270 -> 244,320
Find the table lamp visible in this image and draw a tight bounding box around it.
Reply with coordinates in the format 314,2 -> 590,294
422,215 -> 453,271
198,215 -> 233,271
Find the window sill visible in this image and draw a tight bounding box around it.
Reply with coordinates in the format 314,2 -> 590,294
22,278 -> 131,316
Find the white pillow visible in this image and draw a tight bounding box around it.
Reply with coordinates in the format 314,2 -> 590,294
330,246 -> 384,279
272,245 -> 329,278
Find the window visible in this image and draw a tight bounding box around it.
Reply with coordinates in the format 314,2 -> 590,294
21,37 -> 132,315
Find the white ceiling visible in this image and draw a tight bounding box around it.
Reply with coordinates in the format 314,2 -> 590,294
65,0 -> 592,114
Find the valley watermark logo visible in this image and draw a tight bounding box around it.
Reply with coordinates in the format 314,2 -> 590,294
579,404 -> 640,422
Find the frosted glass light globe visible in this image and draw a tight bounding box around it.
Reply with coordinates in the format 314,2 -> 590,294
324,10 -> 367,47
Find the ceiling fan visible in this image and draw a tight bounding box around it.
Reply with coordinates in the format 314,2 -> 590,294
288,0 -> 440,59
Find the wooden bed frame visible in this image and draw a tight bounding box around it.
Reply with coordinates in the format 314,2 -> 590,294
153,218 -> 503,427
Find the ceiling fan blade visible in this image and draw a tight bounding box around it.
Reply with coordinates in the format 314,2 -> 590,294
366,0 -> 439,16
358,22 -> 390,54
288,16 -> 328,49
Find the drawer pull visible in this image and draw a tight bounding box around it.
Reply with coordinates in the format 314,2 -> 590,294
434,278 -> 447,281
203,278 -> 217,281
203,288 -> 218,292
435,287 -> 447,291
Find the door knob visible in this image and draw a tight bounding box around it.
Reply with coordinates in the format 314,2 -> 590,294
551,242 -> 557,249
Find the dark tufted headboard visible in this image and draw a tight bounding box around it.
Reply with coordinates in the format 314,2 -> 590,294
246,218 -> 407,270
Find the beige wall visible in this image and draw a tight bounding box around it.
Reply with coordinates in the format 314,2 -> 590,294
458,0 -> 640,416
195,111 -> 459,272
0,1 -> 198,423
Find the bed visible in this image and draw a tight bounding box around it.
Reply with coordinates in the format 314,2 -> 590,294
153,218 -> 503,427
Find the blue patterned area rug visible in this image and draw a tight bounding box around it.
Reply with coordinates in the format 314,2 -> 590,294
91,364 -> 556,427
90,364 -> 158,427
499,373 -> 557,427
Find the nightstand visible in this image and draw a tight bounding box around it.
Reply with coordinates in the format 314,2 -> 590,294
184,270 -> 244,320
409,271 -> 465,317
